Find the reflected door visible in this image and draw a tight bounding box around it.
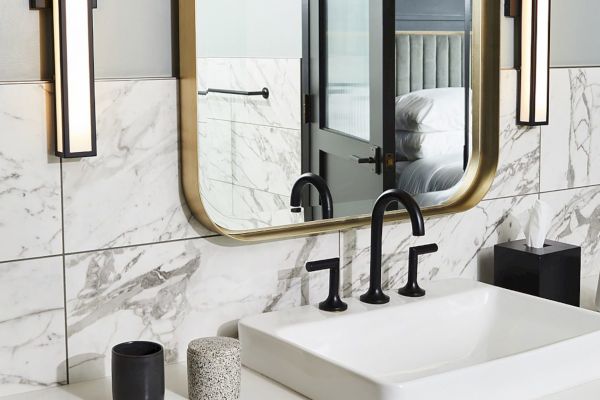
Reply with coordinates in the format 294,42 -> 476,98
307,0 -> 396,218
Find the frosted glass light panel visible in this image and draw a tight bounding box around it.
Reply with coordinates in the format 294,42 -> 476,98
518,0 -> 550,125
324,0 -> 370,141
54,0 -> 97,157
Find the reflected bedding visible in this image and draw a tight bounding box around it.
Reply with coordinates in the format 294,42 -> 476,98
395,153 -> 464,194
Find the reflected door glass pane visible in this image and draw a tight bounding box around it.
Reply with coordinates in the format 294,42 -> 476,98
324,0 -> 370,141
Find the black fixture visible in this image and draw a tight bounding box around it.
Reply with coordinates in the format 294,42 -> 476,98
197,87 -> 270,99
290,173 -> 334,219
494,240 -> 581,307
112,341 -> 165,400
398,243 -> 438,297
30,0 -> 98,9
505,0 -> 551,126
305,258 -> 348,312
360,189 -> 425,305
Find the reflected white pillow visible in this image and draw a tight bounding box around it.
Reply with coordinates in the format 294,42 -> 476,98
395,88 -> 466,132
396,130 -> 465,161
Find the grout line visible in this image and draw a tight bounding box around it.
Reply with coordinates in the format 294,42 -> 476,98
0,253 -> 63,266
481,192 -> 538,202
62,234 -> 222,258
59,159 -> 70,385
0,234 -> 221,266
202,117 -> 301,132
0,77 -> 176,86
539,126 -> 542,200
205,177 -> 291,198
476,182 -> 600,204
539,184 -> 600,196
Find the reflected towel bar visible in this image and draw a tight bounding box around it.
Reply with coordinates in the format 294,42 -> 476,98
197,87 -> 270,99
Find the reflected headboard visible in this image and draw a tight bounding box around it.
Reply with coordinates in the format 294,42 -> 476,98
395,31 -> 465,96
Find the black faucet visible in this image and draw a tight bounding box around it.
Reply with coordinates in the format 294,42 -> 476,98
290,173 -> 334,219
398,243 -> 438,297
305,258 -> 348,312
360,189 -> 425,305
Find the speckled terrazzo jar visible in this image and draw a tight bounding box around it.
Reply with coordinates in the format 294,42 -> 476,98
187,337 -> 241,400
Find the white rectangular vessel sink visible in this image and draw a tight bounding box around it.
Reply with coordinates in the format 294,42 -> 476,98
239,279 -> 600,400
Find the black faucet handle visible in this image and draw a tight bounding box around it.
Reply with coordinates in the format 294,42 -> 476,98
305,258 -> 348,312
398,243 -> 438,298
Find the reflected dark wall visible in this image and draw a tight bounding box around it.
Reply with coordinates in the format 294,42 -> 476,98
395,0 -> 469,31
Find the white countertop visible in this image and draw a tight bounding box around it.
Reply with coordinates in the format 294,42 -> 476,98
0,364 -> 307,400
2,276 -> 599,400
3,362 -> 600,400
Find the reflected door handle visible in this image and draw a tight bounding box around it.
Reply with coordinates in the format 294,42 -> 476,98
352,155 -> 376,164
351,146 -> 382,175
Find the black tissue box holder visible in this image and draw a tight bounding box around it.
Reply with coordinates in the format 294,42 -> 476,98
494,239 -> 581,306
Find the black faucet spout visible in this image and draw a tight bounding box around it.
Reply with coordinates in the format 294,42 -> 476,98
290,173 -> 334,219
360,189 -> 425,305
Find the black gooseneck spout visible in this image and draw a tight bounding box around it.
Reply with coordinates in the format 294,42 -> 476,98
290,173 -> 334,219
360,189 -> 425,305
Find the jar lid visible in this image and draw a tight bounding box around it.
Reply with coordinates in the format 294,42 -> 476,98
187,337 -> 240,357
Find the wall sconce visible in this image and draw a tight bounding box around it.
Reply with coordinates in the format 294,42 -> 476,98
31,0 -> 98,157
506,0 -> 551,126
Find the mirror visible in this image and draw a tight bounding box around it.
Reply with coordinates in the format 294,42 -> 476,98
179,0 -> 500,240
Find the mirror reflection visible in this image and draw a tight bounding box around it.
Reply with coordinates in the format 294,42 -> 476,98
196,0 -> 472,230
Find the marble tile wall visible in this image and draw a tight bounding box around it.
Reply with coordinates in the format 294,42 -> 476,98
197,58 -> 302,229
2,67 -> 600,395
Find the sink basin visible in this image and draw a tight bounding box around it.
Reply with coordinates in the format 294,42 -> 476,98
239,279 -> 600,400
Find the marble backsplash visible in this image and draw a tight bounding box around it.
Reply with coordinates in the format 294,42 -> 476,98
2,67 -> 600,394
197,58 -> 302,230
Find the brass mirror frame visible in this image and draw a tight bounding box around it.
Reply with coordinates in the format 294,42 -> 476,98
178,0 -> 500,242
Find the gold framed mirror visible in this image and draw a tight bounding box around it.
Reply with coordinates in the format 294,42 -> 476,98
178,0 -> 500,241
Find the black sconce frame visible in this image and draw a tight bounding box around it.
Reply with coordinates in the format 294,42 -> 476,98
31,0 -> 98,158
505,0 -> 551,127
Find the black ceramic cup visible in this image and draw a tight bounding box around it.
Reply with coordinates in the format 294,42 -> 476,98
112,341 -> 165,400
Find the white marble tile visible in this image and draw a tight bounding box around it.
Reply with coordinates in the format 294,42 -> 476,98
62,79 -> 211,253
541,68 -> 600,191
0,83 -> 62,262
232,186 -> 303,229
197,58 -> 233,122
231,59 -> 301,130
340,195 -> 537,296
541,186 -> 600,278
485,69 -> 540,199
65,233 -> 339,382
0,257 -> 66,396
199,176 -> 234,228
232,123 -> 301,196
198,120 -> 232,183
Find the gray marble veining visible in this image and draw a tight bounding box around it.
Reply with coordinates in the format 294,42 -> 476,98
541,68 -> 600,191
231,123 -> 301,197
485,70 -> 540,200
65,233 -> 338,383
4,65 -> 600,398
230,58 -> 302,130
198,120 -> 233,184
542,186 -> 600,278
196,57 -> 303,230
340,195 -> 537,296
0,257 -> 66,396
0,83 -> 62,262
62,79 -> 211,254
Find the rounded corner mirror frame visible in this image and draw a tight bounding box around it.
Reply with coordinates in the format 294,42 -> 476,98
178,0 -> 500,242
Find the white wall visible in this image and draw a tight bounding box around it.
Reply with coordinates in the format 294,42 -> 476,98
196,0 -> 303,58
1,0 -> 599,81
0,0 -> 175,81
502,0 -> 600,68
550,0 -> 600,67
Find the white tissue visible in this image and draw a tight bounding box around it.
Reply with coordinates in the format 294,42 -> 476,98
522,200 -> 553,249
